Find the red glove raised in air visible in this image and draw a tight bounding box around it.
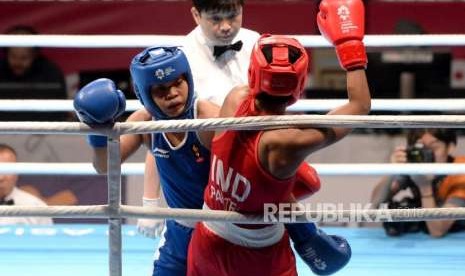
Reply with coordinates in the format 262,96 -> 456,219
317,0 -> 367,71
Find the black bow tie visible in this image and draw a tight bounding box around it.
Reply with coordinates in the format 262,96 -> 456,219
0,198 -> 14,205
213,40 -> 243,59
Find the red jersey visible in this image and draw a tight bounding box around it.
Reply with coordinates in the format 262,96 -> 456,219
204,97 -> 295,213
188,97 -> 298,276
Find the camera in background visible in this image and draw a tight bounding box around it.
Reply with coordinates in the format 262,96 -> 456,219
407,143 -> 434,163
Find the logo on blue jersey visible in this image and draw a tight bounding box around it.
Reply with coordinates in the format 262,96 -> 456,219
191,144 -> 205,163
154,147 -> 170,158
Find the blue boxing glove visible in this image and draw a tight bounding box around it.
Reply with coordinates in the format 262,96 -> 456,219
73,78 -> 126,147
286,223 -> 351,275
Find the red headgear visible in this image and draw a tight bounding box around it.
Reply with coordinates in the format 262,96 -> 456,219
248,34 -> 309,105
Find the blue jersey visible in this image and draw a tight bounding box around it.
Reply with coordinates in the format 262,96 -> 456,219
151,127 -> 210,209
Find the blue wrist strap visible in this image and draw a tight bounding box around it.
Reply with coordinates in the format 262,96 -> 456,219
87,135 -> 107,148
285,223 -> 317,244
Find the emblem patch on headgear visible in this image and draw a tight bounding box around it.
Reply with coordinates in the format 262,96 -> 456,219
155,69 -> 165,80
155,67 -> 176,80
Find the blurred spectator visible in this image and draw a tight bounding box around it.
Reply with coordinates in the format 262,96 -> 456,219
0,25 -> 68,121
0,143 -> 53,225
371,129 -> 465,237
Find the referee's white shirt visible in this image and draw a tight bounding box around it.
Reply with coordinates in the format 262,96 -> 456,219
0,187 -> 53,225
184,26 -> 260,106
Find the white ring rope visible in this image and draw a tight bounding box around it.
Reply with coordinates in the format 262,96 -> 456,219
1,34 -> 465,48
111,114 -> 465,133
0,205 -> 108,218
1,205 -> 465,223
2,162 -> 465,176
2,99 -> 465,112
2,115 -> 465,135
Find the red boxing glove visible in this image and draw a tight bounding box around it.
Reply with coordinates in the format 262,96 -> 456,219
293,163 -> 321,200
317,0 -> 367,71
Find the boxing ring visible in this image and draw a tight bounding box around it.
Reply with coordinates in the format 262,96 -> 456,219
1,34 -> 465,276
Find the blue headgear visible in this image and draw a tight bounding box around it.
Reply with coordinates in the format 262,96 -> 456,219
130,46 -> 195,120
